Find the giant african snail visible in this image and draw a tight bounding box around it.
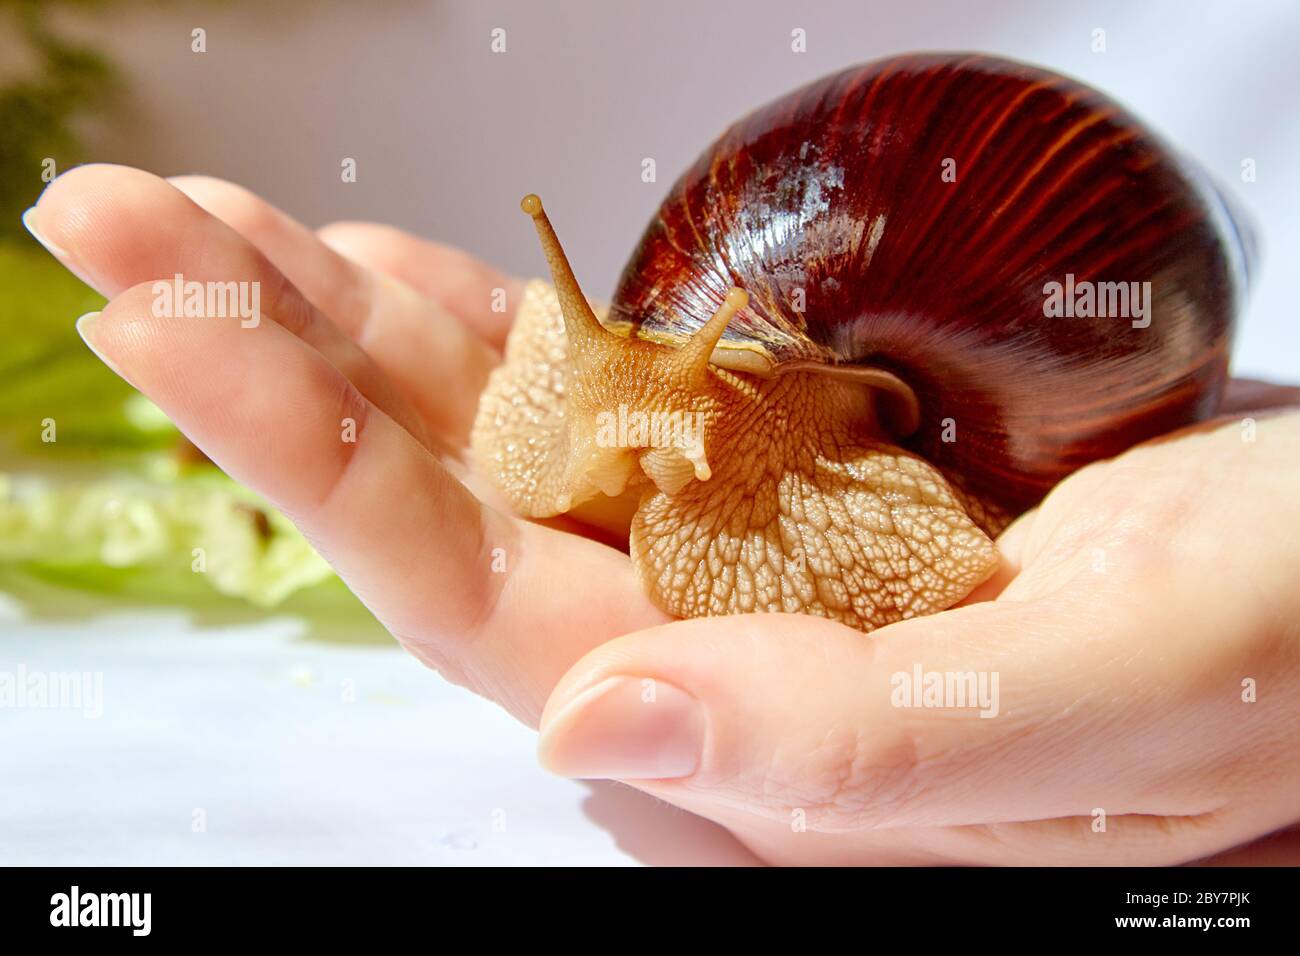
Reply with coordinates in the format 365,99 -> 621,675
471,53 -> 1250,633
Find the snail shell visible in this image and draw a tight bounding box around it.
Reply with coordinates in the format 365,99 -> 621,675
610,52 -> 1249,516
473,53 -> 1249,632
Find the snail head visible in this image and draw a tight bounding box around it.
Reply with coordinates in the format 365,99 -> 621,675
503,195 -> 748,514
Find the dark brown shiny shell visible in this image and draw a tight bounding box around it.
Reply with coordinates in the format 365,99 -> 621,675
609,53 -> 1249,514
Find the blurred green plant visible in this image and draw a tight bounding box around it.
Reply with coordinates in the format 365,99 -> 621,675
0,3 -> 353,616
0,242 -> 124,453
0,240 -> 341,607
0,0 -> 120,239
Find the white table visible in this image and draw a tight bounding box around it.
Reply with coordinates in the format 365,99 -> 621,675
0,577 -> 757,866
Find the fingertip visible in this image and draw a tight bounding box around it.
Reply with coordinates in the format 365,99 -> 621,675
78,280 -> 174,379
537,674 -> 705,781
165,173 -> 220,189
316,221 -> 399,266
22,206 -> 71,259
34,162 -> 148,221
316,220 -> 523,348
29,164 -> 176,293
73,310 -> 121,377
166,174 -> 281,240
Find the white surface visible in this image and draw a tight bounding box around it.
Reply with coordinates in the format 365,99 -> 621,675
0,594 -> 755,866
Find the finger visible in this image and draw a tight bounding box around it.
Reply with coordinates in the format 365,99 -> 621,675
169,175 -> 498,441
537,604 -> 1259,865
78,281 -> 669,722
536,578 -> 1251,834
539,418 -> 1300,859
26,164 -> 421,444
79,282 -> 499,640
967,380 -> 1300,604
707,803 -> 1238,866
318,220 -> 525,350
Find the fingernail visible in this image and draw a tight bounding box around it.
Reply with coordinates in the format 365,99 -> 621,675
22,207 -> 96,288
22,206 -> 71,257
538,676 -> 704,780
75,311 -> 125,378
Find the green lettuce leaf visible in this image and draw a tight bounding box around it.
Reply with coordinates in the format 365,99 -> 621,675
0,240 -> 344,608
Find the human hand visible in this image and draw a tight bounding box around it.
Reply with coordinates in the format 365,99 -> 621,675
24,164 -> 678,726
538,388 -> 1300,865
27,165 -> 1300,865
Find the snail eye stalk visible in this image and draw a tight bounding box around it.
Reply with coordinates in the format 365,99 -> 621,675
519,194 -> 612,360
670,287 -> 749,388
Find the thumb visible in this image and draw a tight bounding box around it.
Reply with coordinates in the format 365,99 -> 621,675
536,592 -> 1181,834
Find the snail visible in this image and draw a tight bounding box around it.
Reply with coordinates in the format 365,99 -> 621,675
471,52 -> 1250,633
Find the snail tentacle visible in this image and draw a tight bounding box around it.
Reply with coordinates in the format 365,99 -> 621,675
519,194 -> 614,361
670,287 -> 750,389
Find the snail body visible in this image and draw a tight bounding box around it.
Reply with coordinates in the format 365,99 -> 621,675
472,53 -> 1248,632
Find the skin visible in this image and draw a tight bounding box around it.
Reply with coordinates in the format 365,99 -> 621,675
25,163 -> 1300,865
473,270 -> 998,632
